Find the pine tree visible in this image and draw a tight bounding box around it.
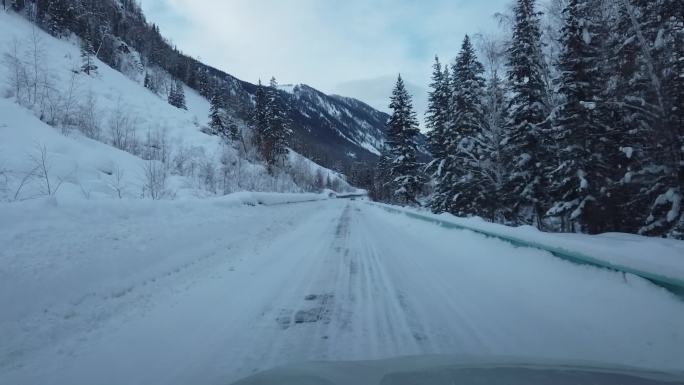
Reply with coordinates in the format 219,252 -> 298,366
448,35 -> 487,217
263,77 -> 292,169
227,121 -> 241,142
197,69 -> 210,98
253,79 -> 268,156
209,91 -> 225,136
425,56 -> 450,173
547,0 -> 611,233
144,72 -> 151,89
167,82 -> 178,108
666,1 -> 684,238
11,0 -> 25,12
48,0 -> 73,36
386,75 -> 423,205
598,1 -> 651,233
176,80 -> 187,110
478,66 -> 509,221
168,79 -> 187,110
602,0 -> 683,238
632,0 -> 684,237
428,63 -> 453,213
504,0 -> 551,226
371,150 -> 393,202
80,33 -> 98,75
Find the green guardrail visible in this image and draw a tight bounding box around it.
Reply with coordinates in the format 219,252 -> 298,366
369,202 -> 684,297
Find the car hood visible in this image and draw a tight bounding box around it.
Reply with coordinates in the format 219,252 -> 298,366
230,355 -> 684,385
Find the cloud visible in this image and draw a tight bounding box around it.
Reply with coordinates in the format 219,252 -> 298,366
141,0 -> 510,126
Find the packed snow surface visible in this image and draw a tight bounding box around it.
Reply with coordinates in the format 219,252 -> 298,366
1,198 -> 683,385
373,203 -> 684,285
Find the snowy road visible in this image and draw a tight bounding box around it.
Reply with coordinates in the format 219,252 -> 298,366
1,199 -> 683,384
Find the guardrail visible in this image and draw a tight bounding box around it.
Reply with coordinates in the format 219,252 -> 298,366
336,193 -> 368,199
369,202 -> 684,297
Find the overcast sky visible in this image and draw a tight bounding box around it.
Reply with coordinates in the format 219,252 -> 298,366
140,0 -> 510,121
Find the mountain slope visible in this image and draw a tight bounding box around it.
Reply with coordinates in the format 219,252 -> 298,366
1,0 -> 431,180
0,11 -> 352,201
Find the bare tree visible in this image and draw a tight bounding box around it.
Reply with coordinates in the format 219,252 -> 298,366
30,144 -> 64,196
108,97 -> 138,152
28,25 -> 44,105
77,90 -> 100,139
12,166 -> 38,201
0,160 -> 8,198
106,166 -> 126,199
3,38 -> 29,103
60,71 -> 81,133
142,159 -> 170,200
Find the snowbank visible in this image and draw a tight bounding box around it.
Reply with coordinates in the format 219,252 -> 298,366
371,203 -> 684,289
212,191 -> 333,207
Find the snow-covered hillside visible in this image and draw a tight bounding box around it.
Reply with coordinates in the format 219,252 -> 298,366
0,11 -> 352,203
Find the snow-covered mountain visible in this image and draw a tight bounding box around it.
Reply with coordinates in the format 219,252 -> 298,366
286,84 -> 387,162
0,11 -> 354,202
0,0 -> 432,188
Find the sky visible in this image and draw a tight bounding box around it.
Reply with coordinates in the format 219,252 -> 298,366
140,0 -> 511,122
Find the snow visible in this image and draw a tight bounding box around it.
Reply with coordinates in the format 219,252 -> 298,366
0,12 -> 214,150
0,11 -> 350,201
277,84 -> 298,94
1,199 -> 683,385
1,7 -> 683,385
0,97 -> 145,201
621,146 -> 634,159
373,203 -> 684,287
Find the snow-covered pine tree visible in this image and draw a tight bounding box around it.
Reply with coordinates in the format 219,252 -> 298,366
599,1 -> 652,233
46,0 -> 73,36
666,0 -> 684,238
426,57 -> 453,213
371,150 -> 394,202
386,75 -> 423,205
546,0 -> 611,234
264,77 -> 292,169
634,0 -> 684,238
425,56 -> 450,173
227,120 -> 241,143
504,0 -> 551,227
80,33 -> 98,75
602,0 -> 683,238
209,91 -> 226,136
448,35 -> 487,217
253,79 -> 268,156
167,82 -> 178,108
479,72 -> 509,221
168,79 -> 187,110
144,72 -> 151,89
197,69 -> 210,98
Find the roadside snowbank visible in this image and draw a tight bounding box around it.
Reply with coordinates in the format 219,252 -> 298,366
213,191 -> 333,207
371,203 -> 684,287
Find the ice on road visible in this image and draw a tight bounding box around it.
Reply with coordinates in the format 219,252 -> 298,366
1,199 -> 683,384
